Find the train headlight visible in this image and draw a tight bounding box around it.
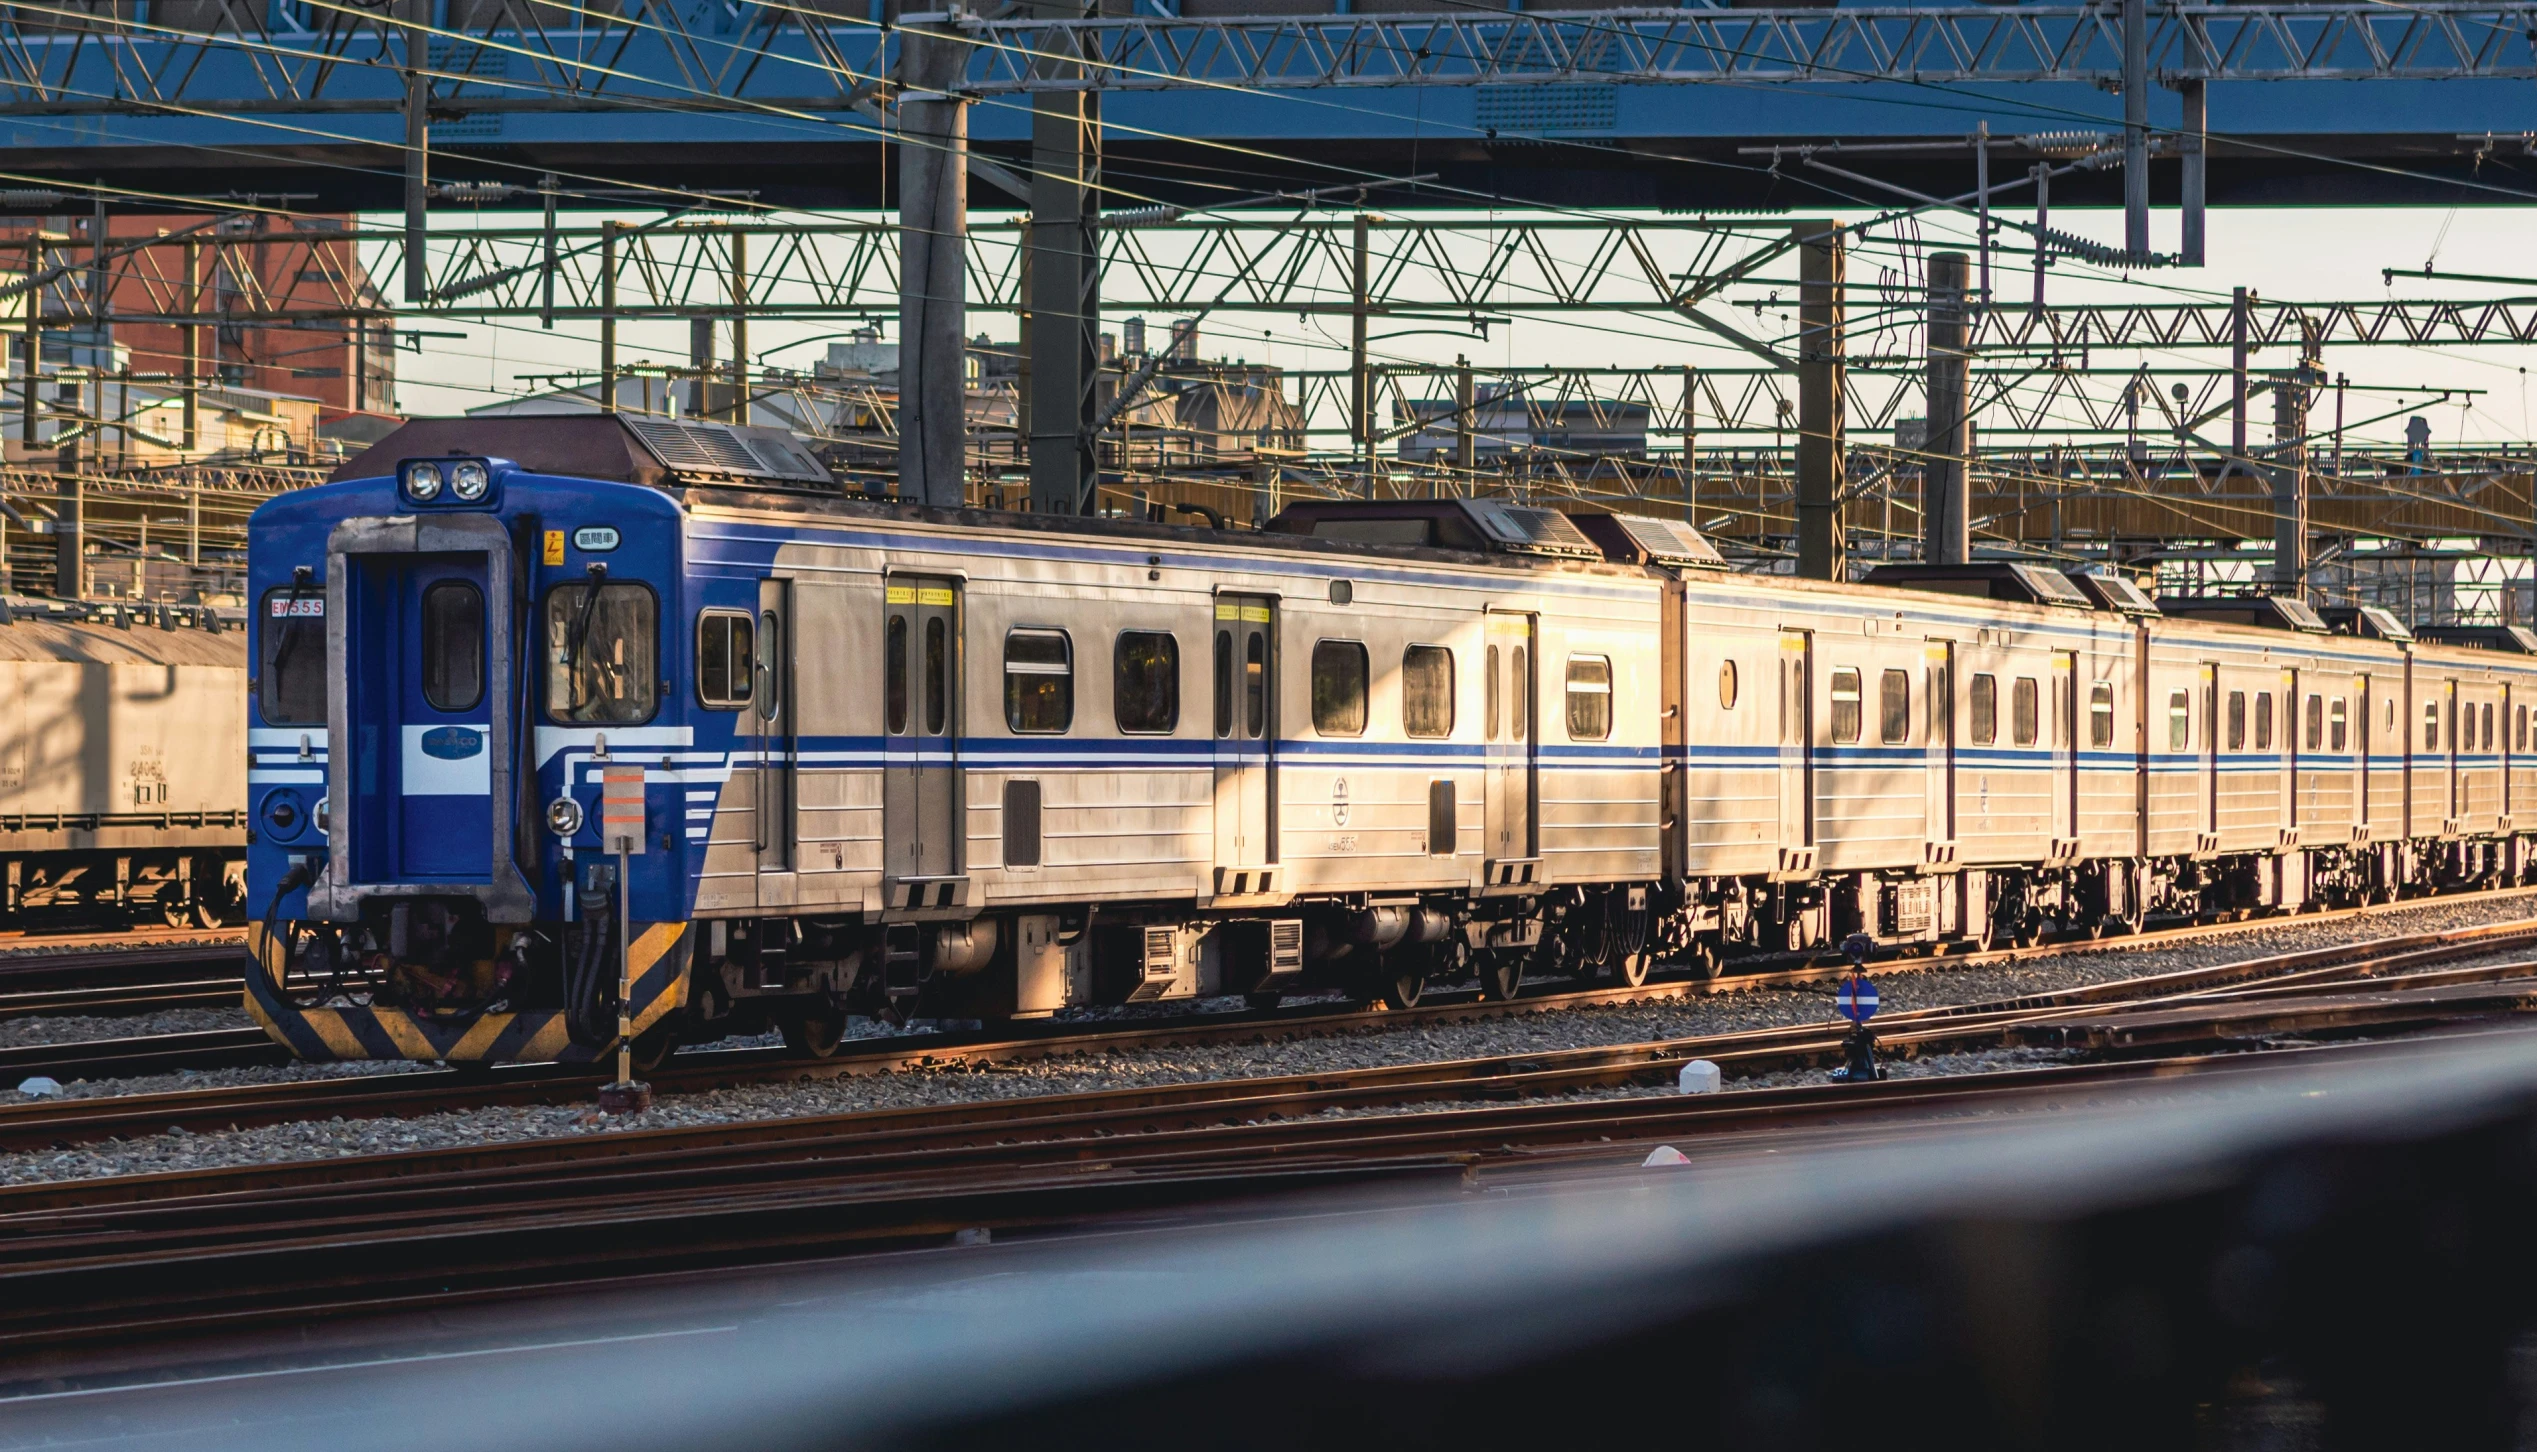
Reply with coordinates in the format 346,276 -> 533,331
546,796 -> 585,837
450,460 -> 491,501
314,797 -> 329,834
404,461 -> 444,502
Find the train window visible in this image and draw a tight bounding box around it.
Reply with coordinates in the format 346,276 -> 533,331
543,583 -> 658,725
2090,682 -> 2115,749
1311,640 -> 1369,737
2167,690 -> 2189,752
2521,704 -> 2529,752
420,582 -> 484,713
1114,632 -> 1180,734
1403,645 -> 1455,739
1213,630 -> 1233,739
2485,701 -> 2497,751
1927,661 -> 1948,740
1828,668 -> 1863,744
2254,693 -> 2273,752
2226,691 -> 2246,751
1004,629 -> 1073,734
887,616 -> 909,734
2305,694 -> 2323,752
924,618 -> 950,736
2330,698 -> 2348,753
1719,660 -> 1739,711
1566,655 -> 1613,741
1485,645 -> 1502,739
2425,700 -> 2440,752
1245,633 -> 1268,740
1509,646 -> 1528,740
1969,674 -> 1997,746
258,586 -> 328,726
695,609 -> 755,710
2013,677 -> 2039,748
1879,670 -> 1910,745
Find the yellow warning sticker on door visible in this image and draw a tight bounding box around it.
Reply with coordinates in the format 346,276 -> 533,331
543,530 -> 566,566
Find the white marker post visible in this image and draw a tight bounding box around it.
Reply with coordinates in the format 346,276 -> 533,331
599,765 -> 648,1111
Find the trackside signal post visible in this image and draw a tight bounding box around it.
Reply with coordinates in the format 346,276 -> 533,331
598,765 -> 650,1113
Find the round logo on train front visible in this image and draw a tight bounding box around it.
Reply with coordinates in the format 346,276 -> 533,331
421,726 -> 485,760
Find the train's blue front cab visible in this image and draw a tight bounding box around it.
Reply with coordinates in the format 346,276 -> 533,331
244,440 -> 704,1065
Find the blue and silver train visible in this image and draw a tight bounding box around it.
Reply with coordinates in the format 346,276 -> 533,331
243,415 -> 2537,1069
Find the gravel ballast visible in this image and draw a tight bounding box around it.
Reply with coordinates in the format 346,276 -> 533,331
3,893 -> 2534,1187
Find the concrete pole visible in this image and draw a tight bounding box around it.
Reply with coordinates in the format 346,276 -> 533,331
729,231 -> 749,426
2121,0 -> 2149,262
1974,122 -> 1991,312
2272,367 -> 2313,597
899,10 -> 972,509
1452,355 -> 1475,492
181,237 -> 200,449
2179,78 -> 2207,267
19,238 -> 36,453
1925,251 -> 1972,566
1027,1 -> 1100,515
1351,211 -> 1370,493
598,223 -> 619,414
1794,222 -> 1847,581
402,0 -> 429,306
688,317 -> 713,419
2030,164 -> 2050,314
2230,285 -> 2251,475
1680,363 -> 1698,523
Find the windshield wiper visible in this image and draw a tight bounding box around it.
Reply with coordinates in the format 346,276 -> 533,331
558,562 -> 608,705
270,566 -> 318,681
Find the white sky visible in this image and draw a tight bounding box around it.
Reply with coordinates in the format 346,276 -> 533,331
374,204 -> 2537,450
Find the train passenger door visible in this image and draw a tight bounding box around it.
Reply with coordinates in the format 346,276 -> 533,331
1212,595 -> 1277,890
2199,662 -> 2220,841
1776,629 -> 1813,868
2354,674 -> 2372,831
1924,640 -> 1955,854
2280,668 -> 2299,835
1483,612 -> 1537,868
751,578 -> 797,904
883,577 -> 962,889
346,554 -> 494,883
2050,652 -> 2077,846
2445,678 -> 2460,827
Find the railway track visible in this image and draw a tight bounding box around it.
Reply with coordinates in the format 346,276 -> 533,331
5,902 -> 2534,1152
3,1015 -> 2531,1364
0,933 -> 248,1022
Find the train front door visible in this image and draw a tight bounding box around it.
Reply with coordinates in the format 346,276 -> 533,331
1484,612 -> 1538,875
346,553 -> 494,883
1211,595 -> 1277,894
883,577 -> 962,892
751,577 -> 796,906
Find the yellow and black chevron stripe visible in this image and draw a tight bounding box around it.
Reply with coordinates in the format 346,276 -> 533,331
244,921 -> 692,1065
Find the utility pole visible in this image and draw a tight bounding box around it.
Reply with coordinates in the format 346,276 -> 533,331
1351,211 -> 1371,494
688,317 -> 714,419
1974,122 -> 1991,311
539,174 -> 559,329
1681,363 -> 1699,523
1028,0 -> 1101,515
181,237 -> 201,449
598,222 -> 620,414
729,231 -> 749,426
1924,251 -> 1972,565
402,0 -> 430,305
2030,165 -> 2050,314
1453,355 -> 1475,495
2121,0 -> 2149,261
2272,362 -> 2319,598
2178,78 -> 2207,267
898,9 -> 972,509
2230,285 -> 2251,479
1795,221 -> 1847,581
18,237 -> 37,455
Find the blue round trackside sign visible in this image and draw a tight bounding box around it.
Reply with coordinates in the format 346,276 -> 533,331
1835,977 -> 1880,1023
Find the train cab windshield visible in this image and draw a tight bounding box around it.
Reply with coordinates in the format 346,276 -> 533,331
259,586 -> 328,725
543,582 -> 659,723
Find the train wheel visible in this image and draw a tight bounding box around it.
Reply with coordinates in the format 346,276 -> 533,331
195,900 -> 229,930
1682,940 -> 1723,982
1606,947 -> 1652,989
161,900 -> 191,930
1475,952 -> 1522,1003
781,1010 -> 847,1059
628,1022 -> 679,1075
1373,955 -> 1426,1011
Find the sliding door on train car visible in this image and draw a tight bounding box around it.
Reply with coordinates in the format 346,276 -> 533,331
1924,639 -> 1956,853
883,577 -> 962,889
749,578 -> 797,905
1777,629 -> 1814,869
2279,668 -> 2299,836
1483,611 -> 1538,868
2199,663 -> 2220,842
1212,595 -> 1278,891
2050,652 -> 2077,846
2353,674 -> 2372,834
